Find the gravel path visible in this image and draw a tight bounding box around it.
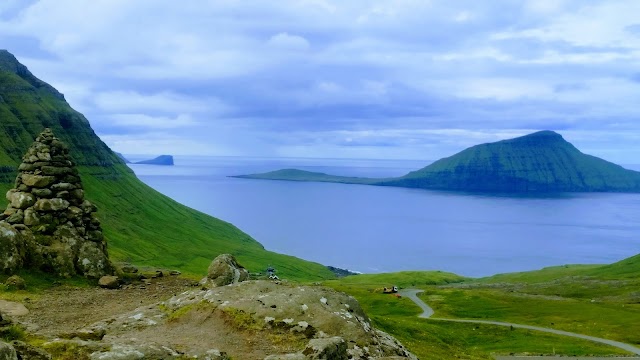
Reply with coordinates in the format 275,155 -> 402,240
399,289 -> 640,356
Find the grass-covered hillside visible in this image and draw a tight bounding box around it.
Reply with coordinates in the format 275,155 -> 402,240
0,49 -> 334,280
326,254 -> 640,359
391,130 -> 640,192
239,130 -> 640,193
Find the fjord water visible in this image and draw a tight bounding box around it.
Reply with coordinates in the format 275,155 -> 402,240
128,156 -> 640,277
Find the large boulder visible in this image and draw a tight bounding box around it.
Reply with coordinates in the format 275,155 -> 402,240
0,341 -> 17,360
203,254 -> 249,287
98,276 -> 119,289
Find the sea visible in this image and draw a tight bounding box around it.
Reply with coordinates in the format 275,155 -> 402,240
126,156 -> 640,278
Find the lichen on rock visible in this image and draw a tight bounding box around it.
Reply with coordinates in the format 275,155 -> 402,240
0,128 -> 113,278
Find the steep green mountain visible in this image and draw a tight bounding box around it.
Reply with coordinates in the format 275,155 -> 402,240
0,49 -> 334,280
387,131 -> 640,192
238,131 -> 640,193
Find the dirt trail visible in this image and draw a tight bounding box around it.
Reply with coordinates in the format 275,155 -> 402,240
399,289 -> 640,356
15,276 -> 195,336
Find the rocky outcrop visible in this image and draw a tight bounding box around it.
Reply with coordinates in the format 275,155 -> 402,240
9,341 -> 51,360
302,337 -> 348,359
0,341 -> 17,360
0,129 -> 113,278
73,280 -> 417,359
201,254 -> 249,288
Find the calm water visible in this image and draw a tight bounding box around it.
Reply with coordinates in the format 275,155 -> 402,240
127,156 -> 640,277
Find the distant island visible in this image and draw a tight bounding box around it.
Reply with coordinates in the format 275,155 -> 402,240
234,131 -> 640,193
135,155 -> 174,166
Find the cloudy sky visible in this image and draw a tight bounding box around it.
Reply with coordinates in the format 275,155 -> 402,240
1,1 -> 640,162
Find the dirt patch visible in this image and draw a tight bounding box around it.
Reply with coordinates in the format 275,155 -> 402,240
16,276 -> 195,336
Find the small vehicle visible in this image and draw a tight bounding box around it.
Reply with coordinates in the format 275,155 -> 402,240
383,286 -> 399,294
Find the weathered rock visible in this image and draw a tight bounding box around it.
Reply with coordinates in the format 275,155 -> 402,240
31,188 -> 53,198
40,166 -> 71,176
5,210 -> 23,224
192,349 -> 230,360
78,242 -> 111,278
20,174 -> 56,188
264,354 -> 306,360
9,341 -> 51,360
22,209 -> 40,226
8,192 -> 35,210
17,163 -> 36,172
33,198 -> 70,212
204,254 -> 249,287
0,222 -> 23,273
302,337 -> 348,360
51,183 -> 76,191
60,328 -> 106,341
0,129 -> 113,278
4,275 -> 26,290
0,341 -> 17,360
0,300 -> 28,316
265,353 -> 307,360
119,263 -> 139,274
98,276 -> 119,289
89,343 -> 181,360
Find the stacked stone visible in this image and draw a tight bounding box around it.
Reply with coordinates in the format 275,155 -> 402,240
0,128 -> 112,278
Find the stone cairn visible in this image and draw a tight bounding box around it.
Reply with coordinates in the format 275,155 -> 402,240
0,128 -> 113,278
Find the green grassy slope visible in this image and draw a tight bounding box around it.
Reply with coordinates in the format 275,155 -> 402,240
238,131 -> 640,193
326,271 -> 631,358
0,50 -> 334,280
478,252 -> 640,284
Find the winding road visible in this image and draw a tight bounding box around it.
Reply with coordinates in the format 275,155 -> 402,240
399,289 -> 640,356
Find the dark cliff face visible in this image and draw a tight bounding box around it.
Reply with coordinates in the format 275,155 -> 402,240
0,50 -> 122,183
383,131 -> 640,192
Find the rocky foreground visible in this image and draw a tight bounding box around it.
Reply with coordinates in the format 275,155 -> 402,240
1,277 -> 417,360
0,255 -> 417,359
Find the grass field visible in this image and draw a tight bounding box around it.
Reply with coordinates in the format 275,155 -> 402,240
325,259 -> 640,359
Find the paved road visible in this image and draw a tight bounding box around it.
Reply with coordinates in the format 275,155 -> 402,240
399,289 -> 640,356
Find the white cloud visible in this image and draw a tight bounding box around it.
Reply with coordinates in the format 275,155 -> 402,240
267,32 -> 310,51
109,114 -> 197,129
93,91 -> 228,114
100,132 -> 230,156
495,1 -> 640,49
2,0 -> 640,161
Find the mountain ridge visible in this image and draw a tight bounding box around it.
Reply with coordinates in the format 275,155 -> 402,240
237,131 -> 640,193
